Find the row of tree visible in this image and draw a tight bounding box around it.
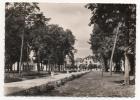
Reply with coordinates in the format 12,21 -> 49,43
5,3 -> 76,73
85,4 -> 136,85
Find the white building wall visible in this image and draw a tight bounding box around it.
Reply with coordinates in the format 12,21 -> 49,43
83,58 -> 94,66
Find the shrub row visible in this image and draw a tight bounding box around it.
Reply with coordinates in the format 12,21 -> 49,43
10,71 -> 89,96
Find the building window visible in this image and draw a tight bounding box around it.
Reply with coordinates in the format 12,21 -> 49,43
90,61 -> 92,64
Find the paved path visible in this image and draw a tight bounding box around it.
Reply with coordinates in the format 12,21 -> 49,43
4,71 -> 88,95
39,71 -> 135,97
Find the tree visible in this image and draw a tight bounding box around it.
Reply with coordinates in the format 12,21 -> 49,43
28,12 -> 50,72
5,2 -> 48,73
5,2 -> 76,75
29,24 -> 75,72
86,4 -> 136,84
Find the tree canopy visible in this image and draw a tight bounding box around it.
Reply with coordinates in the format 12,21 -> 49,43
85,4 -> 136,73
5,2 -> 76,72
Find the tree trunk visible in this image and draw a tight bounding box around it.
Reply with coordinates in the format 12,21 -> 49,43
48,64 -> 50,72
101,67 -> 103,77
58,65 -> 60,72
37,62 -> 40,72
41,62 -> 43,71
19,5 -> 26,75
17,61 -> 19,72
46,64 -> 47,71
10,63 -> 13,72
110,22 -> 121,75
54,64 -> 56,72
19,30 -> 24,75
62,65 -> 64,71
102,56 -> 108,72
124,52 -> 131,85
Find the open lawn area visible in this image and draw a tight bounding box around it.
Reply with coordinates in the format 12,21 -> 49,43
38,71 -> 135,97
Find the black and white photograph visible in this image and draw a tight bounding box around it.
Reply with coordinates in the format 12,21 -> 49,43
3,1 -> 137,98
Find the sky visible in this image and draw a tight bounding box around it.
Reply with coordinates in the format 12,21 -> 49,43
38,3 -> 93,58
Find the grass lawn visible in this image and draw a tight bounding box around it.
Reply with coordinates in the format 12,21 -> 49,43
39,71 -> 135,97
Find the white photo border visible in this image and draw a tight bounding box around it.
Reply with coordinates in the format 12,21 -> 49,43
0,0 -> 139,100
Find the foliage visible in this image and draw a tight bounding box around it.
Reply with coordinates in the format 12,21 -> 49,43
5,2 -> 76,71
85,4 -> 136,72
5,2 -> 41,68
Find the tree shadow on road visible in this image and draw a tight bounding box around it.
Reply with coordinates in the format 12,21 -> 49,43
113,79 -> 135,85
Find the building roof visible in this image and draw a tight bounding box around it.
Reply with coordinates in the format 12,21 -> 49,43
75,58 -> 83,62
83,55 -> 93,60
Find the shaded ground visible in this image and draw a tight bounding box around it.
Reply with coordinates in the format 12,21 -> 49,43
4,71 -> 50,83
38,71 -> 135,97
